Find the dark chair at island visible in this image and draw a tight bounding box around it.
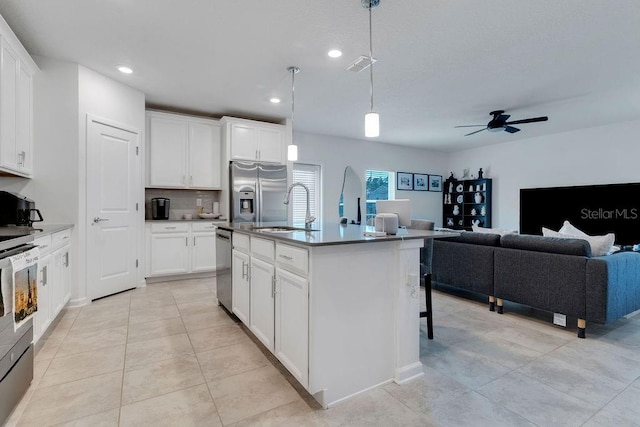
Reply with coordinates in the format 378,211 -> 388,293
409,219 -> 435,339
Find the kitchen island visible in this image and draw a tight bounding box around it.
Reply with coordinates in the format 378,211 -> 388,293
218,222 -> 457,408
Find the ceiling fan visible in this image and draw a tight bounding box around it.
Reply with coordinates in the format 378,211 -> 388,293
456,110 -> 548,136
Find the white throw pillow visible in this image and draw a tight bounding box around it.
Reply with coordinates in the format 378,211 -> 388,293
472,225 -> 517,236
542,227 -> 615,257
558,220 -> 587,237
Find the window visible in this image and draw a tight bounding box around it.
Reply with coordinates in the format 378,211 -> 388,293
292,163 -> 321,226
365,170 -> 395,224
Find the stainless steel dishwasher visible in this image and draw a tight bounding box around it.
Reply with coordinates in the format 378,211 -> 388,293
215,228 -> 232,312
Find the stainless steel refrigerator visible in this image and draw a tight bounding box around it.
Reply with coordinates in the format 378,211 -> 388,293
230,161 -> 288,223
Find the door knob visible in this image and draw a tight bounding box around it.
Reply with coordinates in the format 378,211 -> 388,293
92,217 -> 109,224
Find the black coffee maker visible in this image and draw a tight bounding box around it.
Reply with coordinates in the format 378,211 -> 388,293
0,191 -> 44,226
151,198 -> 170,220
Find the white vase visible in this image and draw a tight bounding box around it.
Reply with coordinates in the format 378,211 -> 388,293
474,192 -> 483,203
453,205 -> 460,215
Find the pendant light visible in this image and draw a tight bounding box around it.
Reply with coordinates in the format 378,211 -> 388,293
287,66 -> 300,161
363,0 -> 380,138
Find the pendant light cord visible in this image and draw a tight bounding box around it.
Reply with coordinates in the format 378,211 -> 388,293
291,68 -> 295,144
368,5 -> 374,113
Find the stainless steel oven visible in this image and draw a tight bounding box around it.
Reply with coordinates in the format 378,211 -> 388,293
0,238 -> 36,425
215,228 -> 232,312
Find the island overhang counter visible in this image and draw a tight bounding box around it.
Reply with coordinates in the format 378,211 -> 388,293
218,222 -> 458,408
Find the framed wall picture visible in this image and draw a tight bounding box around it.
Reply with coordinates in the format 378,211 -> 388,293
397,172 -> 414,190
414,173 -> 428,191
428,175 -> 443,192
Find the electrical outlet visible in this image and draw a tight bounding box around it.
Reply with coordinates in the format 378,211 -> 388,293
196,198 -> 202,207
553,313 -> 567,327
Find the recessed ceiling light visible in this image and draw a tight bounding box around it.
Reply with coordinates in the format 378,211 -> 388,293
328,49 -> 342,58
270,97 -> 281,104
118,66 -> 133,74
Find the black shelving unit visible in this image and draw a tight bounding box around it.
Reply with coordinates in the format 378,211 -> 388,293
443,177 -> 492,230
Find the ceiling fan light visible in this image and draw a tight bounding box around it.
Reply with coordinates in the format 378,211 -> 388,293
287,144 -> 298,161
365,112 -> 379,137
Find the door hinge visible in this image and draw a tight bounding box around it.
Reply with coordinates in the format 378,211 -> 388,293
135,259 -> 139,268
136,146 -> 139,155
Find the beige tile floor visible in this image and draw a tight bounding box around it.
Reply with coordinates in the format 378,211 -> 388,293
5,277 -> 640,426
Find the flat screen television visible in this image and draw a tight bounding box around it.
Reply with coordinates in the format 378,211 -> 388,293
520,182 -> 640,245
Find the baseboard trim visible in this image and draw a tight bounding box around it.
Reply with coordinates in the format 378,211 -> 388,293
394,361 -> 424,384
145,272 -> 215,284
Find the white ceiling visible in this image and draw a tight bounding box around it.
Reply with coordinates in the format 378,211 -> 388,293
2,0 -> 640,152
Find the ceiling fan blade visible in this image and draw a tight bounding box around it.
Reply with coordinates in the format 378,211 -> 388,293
497,114 -> 511,122
464,128 -> 488,136
505,116 -> 548,125
454,124 -> 486,128
504,126 -> 520,133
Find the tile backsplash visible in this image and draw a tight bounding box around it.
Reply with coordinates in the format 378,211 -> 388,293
145,189 -> 221,220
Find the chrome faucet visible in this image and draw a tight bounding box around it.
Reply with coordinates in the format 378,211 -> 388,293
283,182 -> 316,229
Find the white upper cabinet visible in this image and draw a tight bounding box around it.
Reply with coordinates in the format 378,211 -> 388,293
222,116 -> 286,164
146,110 -> 221,189
0,15 -> 37,177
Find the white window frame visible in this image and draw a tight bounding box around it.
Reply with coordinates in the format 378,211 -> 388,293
365,170 -> 395,225
292,163 -> 322,227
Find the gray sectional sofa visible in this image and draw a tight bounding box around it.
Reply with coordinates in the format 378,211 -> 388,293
431,231 -> 640,337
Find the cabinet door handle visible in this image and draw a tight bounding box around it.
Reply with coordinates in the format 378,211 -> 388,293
255,149 -> 259,160
279,254 -> 293,260
185,237 -> 188,246
193,236 -> 196,246
42,265 -> 47,286
64,252 -> 69,267
241,261 -> 247,279
165,226 -> 176,230
272,276 -> 276,297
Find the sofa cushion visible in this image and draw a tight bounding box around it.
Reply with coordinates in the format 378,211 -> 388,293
472,225 -> 518,236
500,233 -> 592,257
449,230 -> 501,246
542,227 -> 614,257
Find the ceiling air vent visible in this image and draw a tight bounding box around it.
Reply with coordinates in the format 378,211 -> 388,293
346,55 -> 378,73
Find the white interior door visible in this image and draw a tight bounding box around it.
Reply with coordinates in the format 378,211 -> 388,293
87,119 -> 139,300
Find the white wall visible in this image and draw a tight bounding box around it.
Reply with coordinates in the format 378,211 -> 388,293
294,132 -> 448,225
446,118 -> 640,231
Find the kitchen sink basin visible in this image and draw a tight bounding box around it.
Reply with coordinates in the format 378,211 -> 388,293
251,226 -> 318,233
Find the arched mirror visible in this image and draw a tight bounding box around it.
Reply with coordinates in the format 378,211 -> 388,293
338,166 -> 363,224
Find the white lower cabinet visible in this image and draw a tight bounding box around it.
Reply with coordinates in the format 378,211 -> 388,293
274,267 -> 309,387
232,249 -> 250,325
231,234 -> 309,388
33,228 -> 72,343
249,257 -> 275,351
146,221 -> 218,277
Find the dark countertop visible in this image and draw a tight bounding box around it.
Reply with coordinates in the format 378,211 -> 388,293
218,222 -> 459,247
145,219 -> 227,223
0,224 -> 73,252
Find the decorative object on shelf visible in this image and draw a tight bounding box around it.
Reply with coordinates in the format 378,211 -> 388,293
287,66 -> 300,161
469,184 -> 474,192
478,168 -> 484,179
413,173 -> 428,191
481,206 -> 486,216
453,205 -> 460,215
462,168 -> 470,179
471,208 -> 477,215
482,183 -> 487,191
476,184 -> 481,191
428,175 -> 442,192
472,219 -> 481,226
362,0 -> 381,138
456,183 -> 464,193
448,181 -> 454,193
447,218 -> 454,226
474,192 -> 483,203
456,194 -> 463,203
397,172 -> 413,190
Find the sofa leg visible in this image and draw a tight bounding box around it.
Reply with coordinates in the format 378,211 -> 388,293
577,318 -> 586,339
489,296 -> 495,312
496,298 -> 504,314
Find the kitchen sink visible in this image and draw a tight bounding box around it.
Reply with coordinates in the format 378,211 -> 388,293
251,226 -> 319,233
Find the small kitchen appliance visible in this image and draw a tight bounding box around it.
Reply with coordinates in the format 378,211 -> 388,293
0,191 -> 44,227
151,198 -> 170,220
